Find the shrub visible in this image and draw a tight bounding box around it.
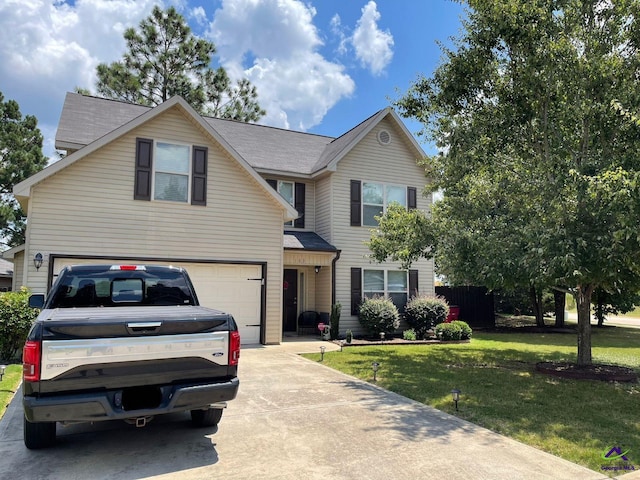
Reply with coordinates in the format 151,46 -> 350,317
435,321 -> 472,341
358,296 -> 400,336
451,320 -> 472,340
402,329 -> 417,341
404,295 -> 449,338
330,302 -> 341,340
435,322 -> 462,341
0,288 -> 39,362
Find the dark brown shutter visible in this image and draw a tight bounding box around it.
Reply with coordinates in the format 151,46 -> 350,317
191,146 -> 208,206
294,182 -> 305,228
350,180 -> 361,226
266,179 -> 277,189
408,187 -> 417,210
134,138 -> 153,201
409,270 -> 419,298
351,267 -> 362,315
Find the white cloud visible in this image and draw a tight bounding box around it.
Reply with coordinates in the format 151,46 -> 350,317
0,0 -> 160,157
352,1 -> 394,76
208,0 -> 354,130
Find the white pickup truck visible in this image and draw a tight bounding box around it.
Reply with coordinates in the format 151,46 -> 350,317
22,264 -> 240,449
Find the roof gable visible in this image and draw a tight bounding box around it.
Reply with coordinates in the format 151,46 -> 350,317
16,96 -> 298,220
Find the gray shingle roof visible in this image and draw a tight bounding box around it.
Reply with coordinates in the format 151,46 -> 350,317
55,93 -> 392,176
283,231 -> 336,251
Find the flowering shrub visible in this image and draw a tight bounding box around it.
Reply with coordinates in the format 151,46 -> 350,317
358,296 -> 400,336
404,295 -> 449,338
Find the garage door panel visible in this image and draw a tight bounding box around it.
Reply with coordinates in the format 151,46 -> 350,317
52,259 -> 263,345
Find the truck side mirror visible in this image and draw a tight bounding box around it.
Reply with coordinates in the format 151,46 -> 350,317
29,294 -> 45,309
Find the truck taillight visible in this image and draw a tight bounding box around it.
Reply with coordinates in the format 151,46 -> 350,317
229,331 -> 240,366
23,340 -> 41,382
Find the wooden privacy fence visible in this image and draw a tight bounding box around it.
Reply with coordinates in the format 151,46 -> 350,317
435,286 -> 495,328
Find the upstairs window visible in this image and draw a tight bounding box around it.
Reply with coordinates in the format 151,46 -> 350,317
362,182 -> 407,226
266,179 -> 306,228
278,180 -> 295,227
135,138 -> 207,206
155,142 -> 190,202
351,180 -> 417,227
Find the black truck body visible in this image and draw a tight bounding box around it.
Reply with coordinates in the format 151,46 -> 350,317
22,264 -> 240,449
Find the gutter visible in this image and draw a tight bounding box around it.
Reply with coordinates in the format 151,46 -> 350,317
331,249 -> 342,306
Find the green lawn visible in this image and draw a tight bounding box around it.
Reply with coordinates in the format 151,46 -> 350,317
304,328 -> 640,475
0,364 -> 21,419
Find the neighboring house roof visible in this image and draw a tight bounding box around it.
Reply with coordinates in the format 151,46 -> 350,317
283,231 -> 337,252
53,93 -> 426,178
14,95 -> 299,221
1,244 -> 24,260
0,258 -> 14,278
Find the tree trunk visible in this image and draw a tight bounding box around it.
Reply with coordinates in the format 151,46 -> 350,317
554,289 -> 565,328
575,285 -> 594,366
594,289 -> 605,327
529,285 -> 545,327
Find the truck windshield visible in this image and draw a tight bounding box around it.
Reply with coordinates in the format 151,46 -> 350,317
48,266 -> 195,308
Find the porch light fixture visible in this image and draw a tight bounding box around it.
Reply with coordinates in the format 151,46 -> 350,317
372,362 -> 380,382
33,253 -> 43,271
451,388 -> 461,411
0,365 -> 6,382
314,265 -> 322,274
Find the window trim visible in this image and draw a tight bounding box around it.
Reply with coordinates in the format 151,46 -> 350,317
361,181 -> 408,227
277,180 -> 295,226
152,139 -> 192,204
362,268 -> 409,308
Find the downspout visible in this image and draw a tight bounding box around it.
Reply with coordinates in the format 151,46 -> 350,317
331,249 -> 341,306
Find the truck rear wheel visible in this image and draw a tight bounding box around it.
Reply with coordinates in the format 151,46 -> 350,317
24,416 -> 56,449
190,408 -> 223,427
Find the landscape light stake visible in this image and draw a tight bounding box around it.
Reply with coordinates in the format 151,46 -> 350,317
372,362 -> 380,382
0,365 -> 5,382
451,389 -> 461,411
339,340 -> 345,352
320,346 -> 326,361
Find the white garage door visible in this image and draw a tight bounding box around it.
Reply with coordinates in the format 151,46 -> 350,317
184,264 -> 262,345
52,259 -> 263,345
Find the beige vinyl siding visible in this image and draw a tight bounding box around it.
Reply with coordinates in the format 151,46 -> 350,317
330,117 -> 435,335
24,108 -> 286,344
314,175 -> 333,243
12,251 -> 24,290
264,175 -> 315,231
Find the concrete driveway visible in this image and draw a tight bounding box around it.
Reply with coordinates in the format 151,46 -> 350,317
0,340 -> 613,480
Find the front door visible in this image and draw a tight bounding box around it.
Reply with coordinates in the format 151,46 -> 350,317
283,269 -> 298,332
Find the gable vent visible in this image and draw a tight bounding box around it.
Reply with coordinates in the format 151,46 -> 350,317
377,130 -> 391,145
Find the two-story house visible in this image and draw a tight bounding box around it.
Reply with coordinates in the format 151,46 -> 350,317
4,93 -> 434,344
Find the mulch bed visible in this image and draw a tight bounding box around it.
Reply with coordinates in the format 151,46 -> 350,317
333,337 -> 470,347
536,361 -> 638,382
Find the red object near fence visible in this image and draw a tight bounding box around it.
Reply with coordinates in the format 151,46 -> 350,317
446,306 -> 460,323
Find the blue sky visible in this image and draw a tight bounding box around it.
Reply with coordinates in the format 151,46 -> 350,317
0,0 -> 465,159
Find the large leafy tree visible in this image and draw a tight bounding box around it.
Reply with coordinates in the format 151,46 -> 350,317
94,6 -> 265,122
373,0 -> 640,366
0,92 -> 47,247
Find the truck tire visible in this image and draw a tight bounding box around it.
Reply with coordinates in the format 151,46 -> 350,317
190,408 -> 223,428
24,416 -> 56,449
